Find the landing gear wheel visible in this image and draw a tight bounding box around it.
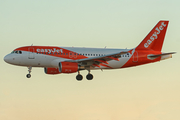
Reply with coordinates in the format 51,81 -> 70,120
76,74 -> 83,81
26,66 -> 32,78
86,74 -> 93,80
26,74 -> 31,78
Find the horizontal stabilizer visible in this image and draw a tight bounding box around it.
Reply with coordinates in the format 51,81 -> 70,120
148,52 -> 176,60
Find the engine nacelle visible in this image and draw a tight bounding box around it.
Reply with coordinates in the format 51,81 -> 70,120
44,68 -> 61,74
59,62 -> 78,73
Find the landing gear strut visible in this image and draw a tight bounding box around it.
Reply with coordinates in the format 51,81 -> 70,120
26,67 -> 32,78
76,71 -> 83,81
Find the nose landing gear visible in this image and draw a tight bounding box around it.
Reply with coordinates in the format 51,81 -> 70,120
26,74 -> 31,78
26,67 -> 32,78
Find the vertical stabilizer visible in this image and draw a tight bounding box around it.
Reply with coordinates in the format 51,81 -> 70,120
136,21 -> 169,51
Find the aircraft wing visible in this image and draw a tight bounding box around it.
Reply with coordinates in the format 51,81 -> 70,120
65,51 -> 129,68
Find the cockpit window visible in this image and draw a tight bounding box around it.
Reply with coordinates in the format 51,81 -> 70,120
19,51 -> 22,54
11,51 -> 22,54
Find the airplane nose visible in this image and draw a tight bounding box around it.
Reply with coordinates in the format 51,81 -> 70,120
4,54 -> 12,63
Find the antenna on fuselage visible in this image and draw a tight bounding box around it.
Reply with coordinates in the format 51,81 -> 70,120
31,44 -> 33,46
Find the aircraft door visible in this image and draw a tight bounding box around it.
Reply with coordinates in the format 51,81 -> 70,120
69,52 -> 73,58
28,47 -> 35,59
133,51 -> 138,62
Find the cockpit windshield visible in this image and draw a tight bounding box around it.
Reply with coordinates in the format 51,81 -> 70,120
11,51 -> 22,54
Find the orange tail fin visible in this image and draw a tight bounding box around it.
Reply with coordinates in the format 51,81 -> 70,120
136,21 -> 169,51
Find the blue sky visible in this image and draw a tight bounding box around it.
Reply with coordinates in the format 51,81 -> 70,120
0,0 -> 180,120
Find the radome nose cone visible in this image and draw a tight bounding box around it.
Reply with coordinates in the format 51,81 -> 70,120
4,55 -> 8,63
4,55 -> 11,63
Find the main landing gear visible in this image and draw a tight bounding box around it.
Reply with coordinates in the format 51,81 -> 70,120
76,71 -> 83,81
86,73 -> 93,80
26,67 -> 32,78
76,70 -> 93,81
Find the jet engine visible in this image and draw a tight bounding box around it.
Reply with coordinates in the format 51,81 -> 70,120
44,67 -> 61,74
59,62 -> 79,73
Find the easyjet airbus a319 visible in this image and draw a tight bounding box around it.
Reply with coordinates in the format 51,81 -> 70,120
4,21 -> 175,81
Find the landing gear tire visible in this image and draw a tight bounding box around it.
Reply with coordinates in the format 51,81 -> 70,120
76,74 -> 83,81
26,74 -> 31,78
86,74 -> 93,80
